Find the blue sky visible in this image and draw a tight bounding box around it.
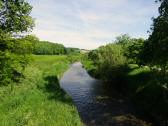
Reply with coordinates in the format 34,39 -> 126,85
28,0 -> 159,49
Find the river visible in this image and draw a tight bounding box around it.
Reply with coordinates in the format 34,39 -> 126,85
60,62 -> 152,126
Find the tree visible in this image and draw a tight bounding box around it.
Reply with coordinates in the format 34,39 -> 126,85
0,0 -> 34,85
0,0 -> 34,34
88,49 -> 99,64
115,34 -> 145,65
115,34 -> 131,47
142,0 -> 168,74
87,44 -> 126,82
124,38 -> 145,65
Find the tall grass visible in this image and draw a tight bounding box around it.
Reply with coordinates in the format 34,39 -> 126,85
0,55 -> 82,126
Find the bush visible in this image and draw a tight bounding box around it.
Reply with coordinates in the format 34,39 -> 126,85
84,44 -> 127,86
0,51 -> 32,86
0,37 -> 32,86
135,79 -> 168,125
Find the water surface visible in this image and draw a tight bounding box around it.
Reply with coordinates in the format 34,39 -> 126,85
60,62 -> 152,126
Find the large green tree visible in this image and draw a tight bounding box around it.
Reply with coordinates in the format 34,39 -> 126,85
0,0 -> 34,85
124,38 -> 145,65
0,0 -> 34,33
142,0 -> 168,72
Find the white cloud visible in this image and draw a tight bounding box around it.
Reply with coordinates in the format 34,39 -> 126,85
33,29 -> 104,49
29,0 -> 159,49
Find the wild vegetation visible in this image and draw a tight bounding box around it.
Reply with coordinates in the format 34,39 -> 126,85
82,0 -> 168,125
0,55 -> 82,126
0,0 -> 168,126
22,35 -> 80,55
0,1 -> 82,126
0,1 -> 36,87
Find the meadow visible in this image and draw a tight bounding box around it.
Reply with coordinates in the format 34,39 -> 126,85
0,55 -> 82,126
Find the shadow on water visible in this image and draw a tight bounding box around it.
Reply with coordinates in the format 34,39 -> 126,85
60,62 -> 154,126
38,75 -> 73,105
84,83 -> 154,126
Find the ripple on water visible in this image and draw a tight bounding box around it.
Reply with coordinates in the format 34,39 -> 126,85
60,62 -> 154,126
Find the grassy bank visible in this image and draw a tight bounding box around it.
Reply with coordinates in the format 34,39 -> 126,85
126,65 -> 168,125
0,55 -> 82,126
82,60 -> 168,125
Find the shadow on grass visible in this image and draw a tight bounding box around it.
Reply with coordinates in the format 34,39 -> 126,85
126,71 -> 153,93
42,75 -> 73,104
125,68 -> 168,126
96,65 -> 160,125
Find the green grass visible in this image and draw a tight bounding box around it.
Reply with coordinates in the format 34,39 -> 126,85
126,65 -> 168,125
83,60 -> 168,124
126,64 -> 151,93
0,55 -> 82,126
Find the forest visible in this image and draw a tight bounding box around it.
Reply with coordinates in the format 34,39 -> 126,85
0,0 -> 168,126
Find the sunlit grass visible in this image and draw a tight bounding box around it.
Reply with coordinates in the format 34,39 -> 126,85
0,55 -> 82,126
127,64 -> 150,76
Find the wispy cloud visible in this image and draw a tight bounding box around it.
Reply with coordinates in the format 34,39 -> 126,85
28,0 -> 159,49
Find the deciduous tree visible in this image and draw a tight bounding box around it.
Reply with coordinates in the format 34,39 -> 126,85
0,0 -> 34,85
142,0 -> 168,74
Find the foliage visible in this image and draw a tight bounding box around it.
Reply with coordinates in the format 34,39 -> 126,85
126,65 -> 168,125
124,38 -> 145,65
0,36 -> 33,85
0,0 -> 34,33
18,35 -> 81,56
67,53 -> 82,63
84,33 -> 168,125
65,47 -> 80,55
0,0 -> 34,85
0,55 -> 82,126
115,34 -> 131,47
141,0 -> 168,73
137,3 -> 168,123
115,35 -> 145,65
0,51 -> 32,85
85,44 -> 127,82
87,49 -> 99,65
33,41 -> 66,55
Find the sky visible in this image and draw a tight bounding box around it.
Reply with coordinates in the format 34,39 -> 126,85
28,0 -> 159,49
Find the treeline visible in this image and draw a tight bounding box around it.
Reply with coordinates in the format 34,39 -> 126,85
83,0 -> 168,125
33,41 -> 65,55
20,35 -> 80,55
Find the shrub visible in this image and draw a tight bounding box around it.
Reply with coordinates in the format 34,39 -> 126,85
85,44 -> 127,85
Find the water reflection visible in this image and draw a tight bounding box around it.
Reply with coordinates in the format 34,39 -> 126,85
60,62 -> 152,126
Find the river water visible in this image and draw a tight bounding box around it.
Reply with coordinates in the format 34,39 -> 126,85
60,62 -> 152,126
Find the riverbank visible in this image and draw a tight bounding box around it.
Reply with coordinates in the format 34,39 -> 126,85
61,62 -> 153,126
0,55 -> 82,126
82,59 -> 167,125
